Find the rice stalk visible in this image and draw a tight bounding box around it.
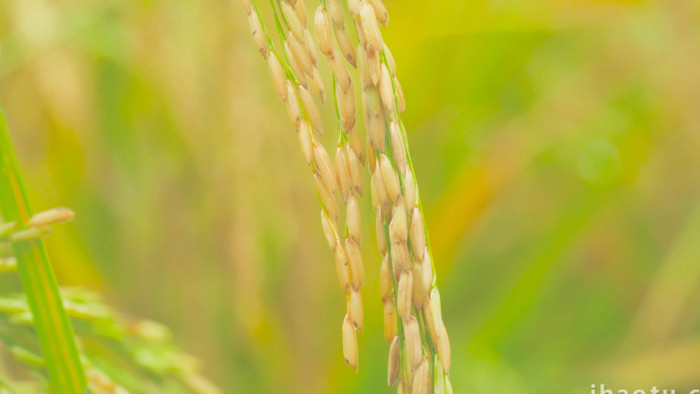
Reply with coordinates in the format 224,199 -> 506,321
240,1 -> 453,391
335,1 -> 454,390
242,0 -> 367,372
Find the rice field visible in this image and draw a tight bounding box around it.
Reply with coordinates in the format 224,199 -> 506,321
1,0 -> 699,393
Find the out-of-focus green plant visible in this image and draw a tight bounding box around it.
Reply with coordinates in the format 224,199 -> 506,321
0,105 -> 218,393
0,287 -> 219,393
0,104 -> 87,392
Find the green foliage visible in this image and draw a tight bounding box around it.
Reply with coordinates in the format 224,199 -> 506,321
0,105 -> 87,393
0,287 -> 218,393
0,104 -> 217,392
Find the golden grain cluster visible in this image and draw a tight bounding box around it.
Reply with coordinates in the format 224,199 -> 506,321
241,0 -> 453,392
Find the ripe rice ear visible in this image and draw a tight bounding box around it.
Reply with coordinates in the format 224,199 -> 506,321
404,170 -> 417,209
299,85 -> 323,133
321,209 -> 340,250
334,243 -> 351,292
240,0 -> 454,388
280,1 -> 305,42
424,288 -> 443,349
412,358 -> 430,394
364,88 -> 385,150
370,172 -> 380,212
313,145 -> 338,194
359,1 -> 383,50
297,120 -> 314,164
411,255 -> 431,308
335,147 -> 352,202
294,0 -> 308,26
373,163 -> 391,212
379,255 -> 392,301
379,155 -> 401,203
433,360 -> 446,393
268,53 -> 287,100
315,7 -> 334,57
367,138 -> 377,171
285,41 -> 307,86
404,316 -> 423,370
342,315 -> 359,371
397,381 -> 406,394
285,82 -> 301,125
313,173 -> 338,221
326,0 -> 345,26
337,80 -> 356,131
334,25 -> 357,67
248,11 -> 267,58
347,128 -> 365,165
329,51 -> 352,92
303,29 -> 318,66
367,46 -> 381,85
10,226 -> 51,242
375,208 -> 388,255
345,237 -> 365,290
391,242 -> 409,280
394,75 -> 406,112
389,120 -> 407,174
437,323 -> 451,375
397,270 -> 413,320
357,44 -> 372,88
383,42 -> 396,75
347,195 -> 362,243
387,335 -> 400,387
389,202 -> 408,244
348,290 -> 364,331
368,0 -> 389,27
379,63 -> 394,112
383,298 -> 398,341
347,146 -> 364,195
239,0 -> 252,15
287,35 -> 313,77
28,207 -> 75,228
309,67 -> 326,101
409,208 -> 426,259
348,0 -> 360,18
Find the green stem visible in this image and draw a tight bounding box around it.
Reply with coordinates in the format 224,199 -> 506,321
331,75 -> 349,144
0,105 -> 87,393
269,0 -> 288,41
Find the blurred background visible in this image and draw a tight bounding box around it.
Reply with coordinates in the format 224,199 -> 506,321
1,0 -> 700,392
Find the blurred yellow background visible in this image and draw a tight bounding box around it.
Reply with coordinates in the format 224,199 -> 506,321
1,0 -> 700,392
